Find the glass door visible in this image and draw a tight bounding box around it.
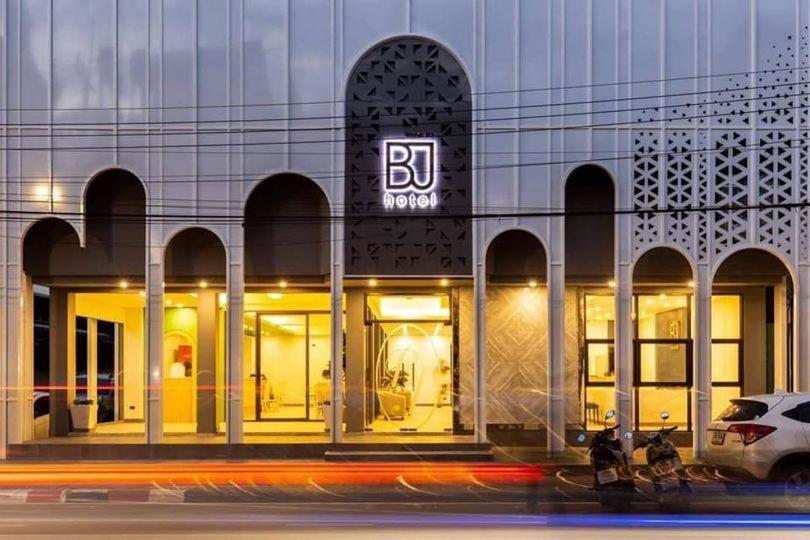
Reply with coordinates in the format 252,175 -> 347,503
256,314 -> 309,420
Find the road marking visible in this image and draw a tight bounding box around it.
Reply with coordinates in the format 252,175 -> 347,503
307,479 -> 348,499
467,474 -> 506,492
396,475 -> 440,496
554,469 -> 590,489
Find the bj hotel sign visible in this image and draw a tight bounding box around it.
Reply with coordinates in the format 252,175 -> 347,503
382,138 -> 438,210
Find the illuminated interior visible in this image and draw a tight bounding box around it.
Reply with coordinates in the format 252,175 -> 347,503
242,292 -> 333,435
365,294 -> 453,433
73,292 -> 146,435
583,293 -> 744,431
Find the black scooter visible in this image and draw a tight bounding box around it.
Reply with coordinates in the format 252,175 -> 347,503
634,411 -> 691,508
577,409 -> 636,511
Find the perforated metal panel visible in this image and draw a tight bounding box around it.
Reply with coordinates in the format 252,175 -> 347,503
345,37 -> 472,276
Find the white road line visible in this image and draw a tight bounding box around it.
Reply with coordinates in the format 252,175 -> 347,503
395,475 -> 440,496
307,478 -> 348,499
554,469 -> 591,489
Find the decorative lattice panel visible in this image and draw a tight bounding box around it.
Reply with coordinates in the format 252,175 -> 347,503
664,131 -> 694,251
695,130 -> 710,261
712,132 -> 750,256
756,131 -> 794,256
632,131 -> 660,249
344,38 -> 472,275
799,135 -> 809,260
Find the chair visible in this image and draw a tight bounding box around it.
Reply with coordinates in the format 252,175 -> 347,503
585,402 -> 600,427
314,381 -> 330,418
376,389 -> 408,420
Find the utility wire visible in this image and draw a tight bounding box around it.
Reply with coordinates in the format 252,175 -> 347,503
2,78 -> 804,130
0,64 -> 806,113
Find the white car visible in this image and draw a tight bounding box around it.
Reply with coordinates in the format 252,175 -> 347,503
707,392 -> 810,494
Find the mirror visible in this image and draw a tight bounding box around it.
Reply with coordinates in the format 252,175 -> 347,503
660,411 -> 670,420
605,409 -> 616,420
576,433 -> 587,443
622,431 -> 634,440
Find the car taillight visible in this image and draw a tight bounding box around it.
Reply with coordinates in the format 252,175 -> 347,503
727,424 -> 776,445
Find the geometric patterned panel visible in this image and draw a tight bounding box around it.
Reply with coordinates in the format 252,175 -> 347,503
485,287 -> 547,425
665,131 -> 694,251
632,131 -> 660,250
757,131 -> 794,256
712,131 -> 750,256
345,38 -> 472,275
800,134 -> 810,261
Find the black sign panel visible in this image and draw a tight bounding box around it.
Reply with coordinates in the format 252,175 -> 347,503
345,38 -> 472,276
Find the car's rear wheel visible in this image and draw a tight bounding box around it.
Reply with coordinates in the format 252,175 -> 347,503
780,464 -> 810,509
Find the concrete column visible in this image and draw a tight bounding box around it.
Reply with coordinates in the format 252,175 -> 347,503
146,258 -> 164,443
49,289 -> 74,437
473,260 -> 487,443
547,261 -> 566,454
226,259 -> 244,443
615,263 -> 633,455
797,264 -> 810,392
344,291 -> 365,434
20,276 -> 34,443
87,318 -> 98,404
330,261 -> 344,443
6,264 -> 26,446
197,289 -> 218,434
693,264 -> 712,458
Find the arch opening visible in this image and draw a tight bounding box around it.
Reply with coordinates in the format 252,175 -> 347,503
564,165 -> 616,432
484,230 -> 548,435
162,227 -> 227,440
712,248 -> 794,420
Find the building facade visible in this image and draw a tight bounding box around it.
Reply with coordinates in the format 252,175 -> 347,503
1,0 -> 809,458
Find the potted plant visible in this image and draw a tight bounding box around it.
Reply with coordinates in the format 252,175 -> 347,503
69,398 -> 98,433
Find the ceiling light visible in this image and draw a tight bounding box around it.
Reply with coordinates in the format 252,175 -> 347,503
607,280 -> 616,288
278,280 -> 288,289
687,280 -> 695,288
198,280 -> 208,289
118,280 -> 129,289
528,279 -> 538,288
368,278 -> 378,287
439,278 -> 449,287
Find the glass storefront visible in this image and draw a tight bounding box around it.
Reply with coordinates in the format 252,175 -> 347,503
242,292 -> 332,436
583,292 -> 748,431
363,293 -> 454,434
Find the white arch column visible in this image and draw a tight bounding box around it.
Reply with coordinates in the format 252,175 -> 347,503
615,261 -> 634,455
145,238 -> 164,444
693,263 -> 712,458
330,216 -> 344,443
473,256 -> 487,443
226,233 -> 244,443
797,264 -> 810,392
547,256 -> 566,454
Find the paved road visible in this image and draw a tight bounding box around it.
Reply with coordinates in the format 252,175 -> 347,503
0,504 -> 808,538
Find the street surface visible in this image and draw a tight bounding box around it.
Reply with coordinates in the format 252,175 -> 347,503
0,460 -> 805,537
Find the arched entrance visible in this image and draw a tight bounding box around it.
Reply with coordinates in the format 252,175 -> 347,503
485,230 -> 547,436
564,164 -> 616,431
163,227 -> 227,438
633,247 -> 695,431
242,174 -> 332,438
712,248 -> 794,419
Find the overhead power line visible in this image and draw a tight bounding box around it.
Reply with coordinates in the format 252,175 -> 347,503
1,78 -> 804,130
0,64 -> 805,113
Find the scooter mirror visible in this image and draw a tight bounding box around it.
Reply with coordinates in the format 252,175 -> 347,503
660,411 -> 670,420
605,410 -> 616,420
576,433 -> 587,443
622,431 -> 634,440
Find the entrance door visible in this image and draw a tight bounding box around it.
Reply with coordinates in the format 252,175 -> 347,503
75,316 -> 122,425
365,294 -> 454,433
256,314 -> 309,420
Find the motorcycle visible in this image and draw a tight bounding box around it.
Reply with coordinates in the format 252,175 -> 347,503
577,409 -> 637,511
634,411 -> 691,508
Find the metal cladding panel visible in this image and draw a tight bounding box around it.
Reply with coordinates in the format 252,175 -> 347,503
345,37 -> 472,276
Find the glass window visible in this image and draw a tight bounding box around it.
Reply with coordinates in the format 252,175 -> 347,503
586,343 -> 615,383
717,399 -> 768,422
711,343 -> 740,382
585,295 -> 615,339
637,294 -> 689,339
639,343 -> 688,383
583,386 -> 615,431
711,386 -> 741,420
712,295 -> 741,340
638,387 -> 688,430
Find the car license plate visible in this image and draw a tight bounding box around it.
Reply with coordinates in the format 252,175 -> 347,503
711,430 -> 726,445
597,468 -> 619,485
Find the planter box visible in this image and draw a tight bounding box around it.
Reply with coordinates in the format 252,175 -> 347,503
69,403 -> 98,433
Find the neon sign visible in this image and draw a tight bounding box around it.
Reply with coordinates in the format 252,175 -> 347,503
382,138 -> 438,210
